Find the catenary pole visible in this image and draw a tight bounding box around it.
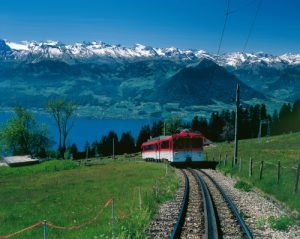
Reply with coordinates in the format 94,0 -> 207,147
112,137 -> 115,160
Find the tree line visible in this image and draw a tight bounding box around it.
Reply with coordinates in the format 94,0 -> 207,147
70,131 -> 136,159
1,99 -> 299,159
191,99 -> 300,142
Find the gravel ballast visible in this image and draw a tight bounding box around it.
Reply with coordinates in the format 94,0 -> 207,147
203,169 -> 300,239
147,170 -> 185,238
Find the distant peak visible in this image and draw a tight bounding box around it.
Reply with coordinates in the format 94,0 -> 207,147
0,38 -> 299,66
196,58 -> 218,68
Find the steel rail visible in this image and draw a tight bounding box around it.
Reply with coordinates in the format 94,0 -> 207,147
191,169 -> 219,239
169,170 -> 189,239
198,169 -> 254,239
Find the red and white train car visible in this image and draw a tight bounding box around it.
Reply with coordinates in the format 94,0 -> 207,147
141,131 -> 204,164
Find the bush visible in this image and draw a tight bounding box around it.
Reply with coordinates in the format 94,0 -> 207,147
234,180 -> 252,192
0,107 -> 52,156
268,216 -> 291,231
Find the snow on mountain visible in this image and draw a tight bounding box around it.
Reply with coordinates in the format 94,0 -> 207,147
217,52 -> 300,68
6,41 -> 29,51
0,39 -> 299,67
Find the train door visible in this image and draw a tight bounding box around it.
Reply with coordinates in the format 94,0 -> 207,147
185,137 -> 192,162
156,143 -> 160,161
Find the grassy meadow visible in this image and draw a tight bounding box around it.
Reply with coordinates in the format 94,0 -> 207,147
0,156 -> 179,238
206,132 -> 300,218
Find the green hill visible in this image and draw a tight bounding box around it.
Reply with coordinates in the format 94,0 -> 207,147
0,157 -> 178,238
206,132 -> 300,218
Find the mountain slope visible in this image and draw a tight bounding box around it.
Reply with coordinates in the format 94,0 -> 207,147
151,59 -> 265,106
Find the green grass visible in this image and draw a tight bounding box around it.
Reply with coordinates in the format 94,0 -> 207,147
0,156 -> 179,238
206,132 -> 300,218
0,160 -> 79,178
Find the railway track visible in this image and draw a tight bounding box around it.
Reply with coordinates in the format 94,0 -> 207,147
149,169 -> 253,239
149,168 -> 253,239
196,169 -> 253,239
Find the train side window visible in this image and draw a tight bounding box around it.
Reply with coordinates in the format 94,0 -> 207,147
144,144 -> 156,151
161,140 -> 169,149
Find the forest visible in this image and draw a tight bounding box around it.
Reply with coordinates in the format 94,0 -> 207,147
72,99 -> 300,159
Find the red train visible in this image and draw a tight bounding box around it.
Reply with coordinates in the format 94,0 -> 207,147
141,131 -> 206,164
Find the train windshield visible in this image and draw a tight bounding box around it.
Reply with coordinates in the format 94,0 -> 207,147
192,138 -> 203,148
174,137 -> 203,149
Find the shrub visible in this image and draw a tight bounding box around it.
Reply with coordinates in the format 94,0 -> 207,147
268,216 -> 291,231
234,180 -> 252,192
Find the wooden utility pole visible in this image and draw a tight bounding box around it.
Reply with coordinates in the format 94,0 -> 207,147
294,162 -> 300,193
234,83 -> 240,165
112,137 -> 115,160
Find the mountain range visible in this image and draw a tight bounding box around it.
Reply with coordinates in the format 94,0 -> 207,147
0,39 -> 299,119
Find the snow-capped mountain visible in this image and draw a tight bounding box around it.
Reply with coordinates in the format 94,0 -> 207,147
1,39 -> 299,67
0,38 -> 299,119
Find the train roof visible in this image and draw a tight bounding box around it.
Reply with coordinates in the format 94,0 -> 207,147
172,132 -> 203,138
141,131 -> 206,147
142,135 -> 172,146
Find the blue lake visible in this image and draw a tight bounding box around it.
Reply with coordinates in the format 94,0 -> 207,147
0,112 -> 153,150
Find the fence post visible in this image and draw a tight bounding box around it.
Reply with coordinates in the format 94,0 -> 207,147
139,187 -> 142,209
239,157 -> 242,173
277,161 -> 280,184
165,163 -> 168,176
294,162 -> 300,193
224,153 -> 227,166
112,198 -> 115,238
249,157 -> 253,177
43,220 -> 47,239
219,154 -> 221,164
259,161 -> 264,180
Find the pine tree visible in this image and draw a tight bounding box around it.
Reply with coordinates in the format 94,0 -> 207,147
136,125 -> 151,151
191,116 -> 200,132
279,103 -> 292,133
292,100 -> 300,132
151,121 -> 164,137
70,143 -> 78,159
119,132 -> 135,154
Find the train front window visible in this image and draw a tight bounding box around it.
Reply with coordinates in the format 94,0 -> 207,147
174,137 -> 202,149
174,138 -> 183,149
192,138 -> 203,148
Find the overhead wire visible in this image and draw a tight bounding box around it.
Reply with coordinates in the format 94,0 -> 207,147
212,0 -> 263,107
228,0 -> 258,15
217,0 -> 231,56
243,0 -> 263,52
205,0 -> 231,98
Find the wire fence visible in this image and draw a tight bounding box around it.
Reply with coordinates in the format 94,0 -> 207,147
0,198 -> 130,239
207,152 -> 300,193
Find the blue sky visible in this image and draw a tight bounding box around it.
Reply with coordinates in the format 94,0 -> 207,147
0,0 -> 299,54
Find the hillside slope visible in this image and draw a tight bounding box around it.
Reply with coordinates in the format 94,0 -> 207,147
207,132 -> 300,215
